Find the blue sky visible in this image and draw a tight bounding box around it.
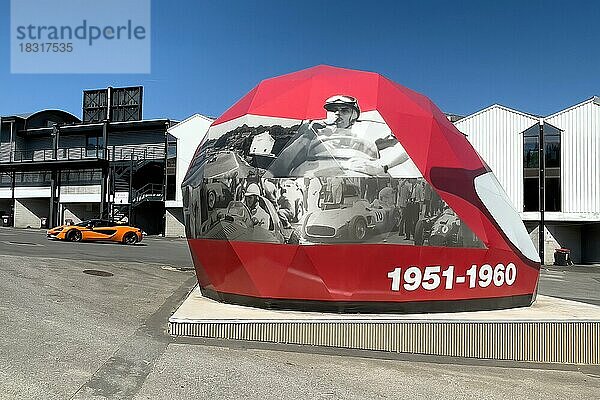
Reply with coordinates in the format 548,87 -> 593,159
1,0 -> 599,121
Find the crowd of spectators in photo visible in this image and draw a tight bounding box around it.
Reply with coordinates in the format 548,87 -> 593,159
201,175 -> 447,244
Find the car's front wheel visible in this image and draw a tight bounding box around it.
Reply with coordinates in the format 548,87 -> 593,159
123,232 -> 138,245
414,220 -> 425,245
350,218 -> 367,241
68,230 -> 82,242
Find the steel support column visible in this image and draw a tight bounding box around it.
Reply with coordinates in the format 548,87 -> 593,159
162,121 -> 169,237
100,165 -> 108,219
102,121 -> 108,160
9,121 -> 15,162
10,171 -> 16,226
539,119 -> 545,264
49,170 -> 57,228
128,154 -> 134,223
100,121 -> 109,219
52,124 -> 59,160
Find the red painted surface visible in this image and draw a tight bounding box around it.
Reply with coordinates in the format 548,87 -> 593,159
189,239 -> 539,302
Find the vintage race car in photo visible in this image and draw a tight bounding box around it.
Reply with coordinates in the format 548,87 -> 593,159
47,219 -> 143,245
302,198 -> 397,243
414,208 -> 482,248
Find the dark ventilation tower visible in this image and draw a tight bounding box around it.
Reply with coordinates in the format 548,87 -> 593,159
83,86 -> 143,123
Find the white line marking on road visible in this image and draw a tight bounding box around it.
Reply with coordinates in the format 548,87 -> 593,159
1,241 -> 44,247
543,269 -> 566,274
540,276 -> 565,282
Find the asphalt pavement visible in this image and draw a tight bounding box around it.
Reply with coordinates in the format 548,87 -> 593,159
0,227 -> 194,268
0,227 -> 599,399
538,264 -> 600,306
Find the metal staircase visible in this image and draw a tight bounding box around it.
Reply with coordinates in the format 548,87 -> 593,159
108,154 -> 164,223
131,183 -> 164,206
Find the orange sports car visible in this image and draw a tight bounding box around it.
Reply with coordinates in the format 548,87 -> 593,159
47,219 -> 143,245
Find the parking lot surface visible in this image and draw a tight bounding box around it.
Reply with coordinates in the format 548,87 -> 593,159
0,227 -> 599,399
0,228 -> 193,268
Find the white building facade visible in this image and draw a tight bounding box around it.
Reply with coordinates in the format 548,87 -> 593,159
164,114 -> 213,237
454,97 -> 600,264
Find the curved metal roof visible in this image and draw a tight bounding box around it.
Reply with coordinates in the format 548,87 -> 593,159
2,109 -> 80,126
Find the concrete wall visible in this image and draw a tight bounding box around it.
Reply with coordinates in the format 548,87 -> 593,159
547,225 -> 582,264
14,187 -> 51,198
0,188 -> 12,199
14,198 -> 49,228
59,185 -> 101,203
527,223 -> 582,264
165,207 -> 185,237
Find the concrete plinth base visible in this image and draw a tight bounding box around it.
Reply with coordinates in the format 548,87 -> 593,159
169,287 -> 600,365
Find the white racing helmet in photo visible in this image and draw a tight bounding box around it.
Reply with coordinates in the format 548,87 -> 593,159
323,95 -> 360,119
244,183 -> 261,196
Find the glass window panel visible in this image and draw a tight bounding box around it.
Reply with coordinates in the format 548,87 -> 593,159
523,124 -> 540,137
545,167 -> 560,178
524,137 -> 539,168
167,142 -> 177,158
524,178 -> 539,211
524,168 -> 539,178
166,176 -> 176,200
86,136 -> 97,147
544,123 -> 562,136
545,178 -> 561,212
545,135 -> 560,168
86,136 -> 99,157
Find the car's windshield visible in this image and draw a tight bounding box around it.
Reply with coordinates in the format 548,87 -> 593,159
312,136 -> 379,159
75,220 -> 90,227
227,202 -> 249,218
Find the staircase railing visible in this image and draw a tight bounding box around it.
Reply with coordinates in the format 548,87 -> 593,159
132,183 -> 164,205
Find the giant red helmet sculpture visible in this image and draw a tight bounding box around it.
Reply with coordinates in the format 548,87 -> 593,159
182,65 -> 540,313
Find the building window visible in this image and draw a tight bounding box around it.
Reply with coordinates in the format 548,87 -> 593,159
61,169 -> 102,185
166,140 -> 177,200
14,171 -> 51,187
523,123 -> 561,212
167,141 -> 177,159
86,136 -> 104,158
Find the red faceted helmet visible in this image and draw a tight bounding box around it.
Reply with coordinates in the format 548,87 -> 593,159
182,65 -> 540,313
